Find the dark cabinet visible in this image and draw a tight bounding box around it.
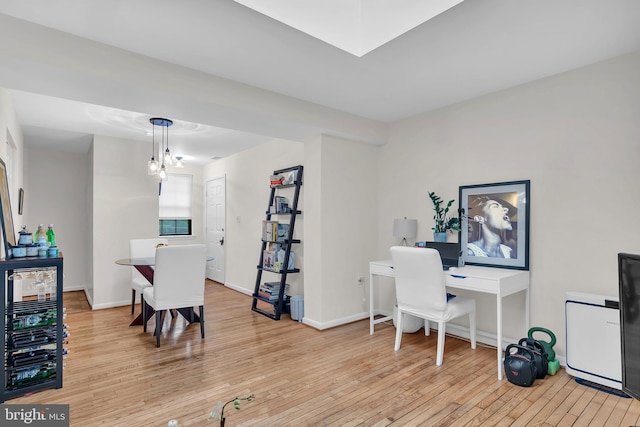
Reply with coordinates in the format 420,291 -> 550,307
1,256 -> 65,402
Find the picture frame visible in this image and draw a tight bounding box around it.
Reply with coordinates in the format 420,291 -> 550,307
0,158 -> 16,258
18,188 -> 24,215
459,180 -> 530,270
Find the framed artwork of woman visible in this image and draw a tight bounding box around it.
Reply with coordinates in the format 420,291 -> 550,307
459,180 -> 530,270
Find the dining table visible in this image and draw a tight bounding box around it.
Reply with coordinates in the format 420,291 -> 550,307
115,256 -> 213,327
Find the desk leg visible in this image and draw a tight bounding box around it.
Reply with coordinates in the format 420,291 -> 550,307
369,272 -> 375,335
496,294 -> 503,381
525,288 -> 530,332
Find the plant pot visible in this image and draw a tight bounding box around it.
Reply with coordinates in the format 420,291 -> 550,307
434,232 -> 447,243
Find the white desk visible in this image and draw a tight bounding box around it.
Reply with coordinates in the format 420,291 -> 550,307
369,260 -> 530,380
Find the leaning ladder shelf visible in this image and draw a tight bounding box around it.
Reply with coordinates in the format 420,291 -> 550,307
251,165 -> 303,320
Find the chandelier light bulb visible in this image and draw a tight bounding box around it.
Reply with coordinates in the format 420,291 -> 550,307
148,157 -> 159,175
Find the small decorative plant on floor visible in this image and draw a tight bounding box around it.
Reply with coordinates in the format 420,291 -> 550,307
428,191 -> 461,241
208,394 -> 256,427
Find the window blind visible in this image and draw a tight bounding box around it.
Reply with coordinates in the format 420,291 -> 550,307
159,174 -> 192,219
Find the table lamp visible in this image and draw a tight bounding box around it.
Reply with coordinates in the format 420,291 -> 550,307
393,218 -> 417,246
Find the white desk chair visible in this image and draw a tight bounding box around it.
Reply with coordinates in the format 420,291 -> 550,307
129,238 -> 168,315
142,244 -> 206,347
390,246 -> 477,366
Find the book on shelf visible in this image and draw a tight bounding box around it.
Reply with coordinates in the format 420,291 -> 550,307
262,250 -> 276,270
276,223 -> 290,242
274,196 -> 289,213
262,221 -> 291,242
270,174 -> 284,186
262,220 -> 278,241
282,170 -> 297,185
265,242 -> 280,253
274,247 -> 294,270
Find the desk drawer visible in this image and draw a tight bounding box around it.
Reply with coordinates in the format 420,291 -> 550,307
370,263 -> 394,277
446,274 -> 498,293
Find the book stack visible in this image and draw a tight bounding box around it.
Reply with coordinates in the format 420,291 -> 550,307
258,282 -> 288,301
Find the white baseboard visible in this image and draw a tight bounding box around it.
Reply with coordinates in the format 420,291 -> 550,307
224,282 -> 252,296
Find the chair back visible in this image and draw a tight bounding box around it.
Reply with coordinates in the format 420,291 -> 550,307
390,246 -> 447,312
130,238 -> 169,282
152,244 -> 206,310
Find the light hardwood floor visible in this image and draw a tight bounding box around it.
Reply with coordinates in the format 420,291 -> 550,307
8,281 -> 640,426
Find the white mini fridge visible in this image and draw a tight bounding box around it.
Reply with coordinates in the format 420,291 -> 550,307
565,291 -> 622,390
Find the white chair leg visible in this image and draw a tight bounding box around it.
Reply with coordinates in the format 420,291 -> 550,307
436,321 -> 446,366
394,311 -> 404,351
469,309 -> 477,350
424,320 -> 430,336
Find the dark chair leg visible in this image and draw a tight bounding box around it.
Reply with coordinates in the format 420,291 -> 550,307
131,289 -> 136,315
156,309 -> 164,347
142,297 -> 148,333
199,305 -> 205,339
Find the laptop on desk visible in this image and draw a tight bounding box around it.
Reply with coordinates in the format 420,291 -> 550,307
415,241 -> 461,270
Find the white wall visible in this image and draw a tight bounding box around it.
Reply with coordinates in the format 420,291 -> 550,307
203,138 -> 304,296
378,50 -> 640,357
92,135 -> 204,309
0,88 -> 24,259
23,148 -> 90,293
303,135 -> 379,327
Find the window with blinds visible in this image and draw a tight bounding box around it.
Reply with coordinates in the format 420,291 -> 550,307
159,174 -> 193,236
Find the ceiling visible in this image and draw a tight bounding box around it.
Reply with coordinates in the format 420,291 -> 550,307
1,0 -> 639,164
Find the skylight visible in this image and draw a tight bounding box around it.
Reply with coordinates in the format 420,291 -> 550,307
234,0 -> 464,57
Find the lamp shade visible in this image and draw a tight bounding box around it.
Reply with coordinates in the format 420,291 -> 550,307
393,218 -> 417,239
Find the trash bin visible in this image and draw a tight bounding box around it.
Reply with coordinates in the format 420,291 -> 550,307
290,295 -> 304,321
393,305 -> 424,333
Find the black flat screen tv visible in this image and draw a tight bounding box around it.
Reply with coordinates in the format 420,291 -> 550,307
618,252 -> 640,400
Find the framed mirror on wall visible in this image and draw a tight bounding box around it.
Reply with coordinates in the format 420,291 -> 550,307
0,157 -> 16,258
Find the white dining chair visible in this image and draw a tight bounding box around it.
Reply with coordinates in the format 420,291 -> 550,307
390,246 -> 476,366
130,238 -> 169,315
142,244 -> 206,347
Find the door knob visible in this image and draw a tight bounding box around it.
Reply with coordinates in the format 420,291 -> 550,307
219,237 -> 224,245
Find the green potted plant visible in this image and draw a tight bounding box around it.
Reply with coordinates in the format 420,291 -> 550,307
209,394 -> 255,426
428,191 -> 461,242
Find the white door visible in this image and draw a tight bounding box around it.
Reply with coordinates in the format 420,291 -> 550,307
206,177 -> 225,282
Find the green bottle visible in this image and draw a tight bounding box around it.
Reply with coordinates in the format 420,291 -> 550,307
46,224 -> 56,247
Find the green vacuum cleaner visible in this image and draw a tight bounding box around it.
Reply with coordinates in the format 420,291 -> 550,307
528,327 -> 561,375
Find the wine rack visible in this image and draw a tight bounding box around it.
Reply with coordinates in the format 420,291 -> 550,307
1,257 -> 65,402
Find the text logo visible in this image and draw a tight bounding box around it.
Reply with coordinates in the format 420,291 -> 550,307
1,405 -> 69,426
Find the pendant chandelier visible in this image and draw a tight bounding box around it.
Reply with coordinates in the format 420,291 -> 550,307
148,117 -> 173,179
